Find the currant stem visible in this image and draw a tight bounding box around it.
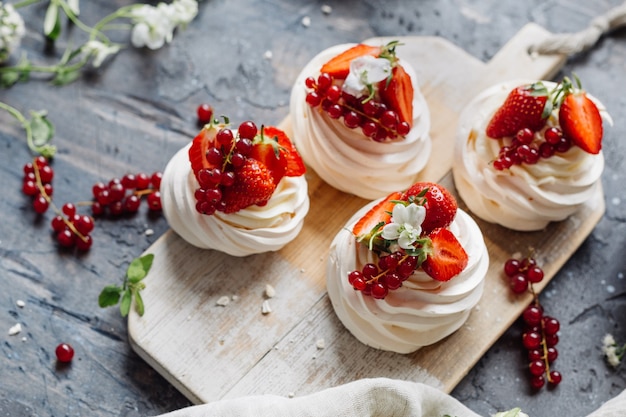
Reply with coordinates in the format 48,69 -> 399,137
529,283 -> 554,384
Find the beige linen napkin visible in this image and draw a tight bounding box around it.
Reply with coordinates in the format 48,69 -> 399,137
155,378 -> 626,417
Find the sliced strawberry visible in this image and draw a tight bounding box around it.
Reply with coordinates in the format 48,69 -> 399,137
421,228 -> 468,282
220,158 -> 277,214
353,191 -> 403,247
486,82 -> 550,139
188,125 -> 219,178
320,44 -> 382,79
249,140 -> 287,185
379,64 -> 414,126
403,182 -> 457,234
262,126 -> 306,177
559,91 -> 603,154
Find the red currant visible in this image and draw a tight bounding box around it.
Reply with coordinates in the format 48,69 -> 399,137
147,191 -> 162,211
55,343 -> 74,363
238,121 -> 258,139
196,103 -> 213,124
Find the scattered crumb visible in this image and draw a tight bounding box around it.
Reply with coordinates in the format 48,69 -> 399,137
312,354 -> 317,359
218,337 -> 225,345
321,4 -> 332,14
21,337 -> 27,342
16,300 -> 25,308
263,50 -> 273,60
231,295 -> 240,302
300,269 -> 305,273
301,16 -> 311,27
262,300 -> 272,315
8,323 -> 22,336
144,228 -> 154,236
288,392 -> 295,398
186,315 -> 192,321
316,338 -> 325,349
265,284 -> 276,298
216,296 -> 230,307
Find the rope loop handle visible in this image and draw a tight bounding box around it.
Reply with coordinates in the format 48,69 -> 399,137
530,1 -> 626,55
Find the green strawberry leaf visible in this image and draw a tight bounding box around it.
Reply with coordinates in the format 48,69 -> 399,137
127,254 -> 154,283
98,285 -> 122,308
29,111 -> 54,147
119,290 -> 132,317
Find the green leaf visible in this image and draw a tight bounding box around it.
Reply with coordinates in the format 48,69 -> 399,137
29,111 -> 54,147
134,290 -> 145,316
98,285 -> 122,308
44,3 -> 61,40
0,71 -> 21,88
127,254 -> 154,283
51,68 -> 80,86
119,290 -> 132,317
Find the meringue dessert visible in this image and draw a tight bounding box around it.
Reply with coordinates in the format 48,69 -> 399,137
327,182 -> 489,353
453,78 -> 609,231
290,41 -> 431,200
161,120 -> 309,257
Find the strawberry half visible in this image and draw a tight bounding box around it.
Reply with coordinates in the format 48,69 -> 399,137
559,91 -> 603,154
421,228 -> 468,282
486,82 -> 550,139
220,158 -> 277,214
320,43 -> 382,79
353,191 -> 403,249
379,64 -> 414,126
188,125 -> 219,179
249,140 -> 287,186
403,182 -> 457,234
262,126 -> 306,177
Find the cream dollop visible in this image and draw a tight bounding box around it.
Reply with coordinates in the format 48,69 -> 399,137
327,206 -> 488,354
290,44 -> 431,200
452,80 -> 606,231
161,143 -> 310,257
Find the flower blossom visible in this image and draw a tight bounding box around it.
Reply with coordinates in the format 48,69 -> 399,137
342,55 -> 391,97
381,203 -> 425,250
83,40 -> 121,68
0,2 -> 25,63
130,0 -> 198,50
602,333 -> 623,367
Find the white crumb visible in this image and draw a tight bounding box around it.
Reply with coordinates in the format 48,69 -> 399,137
300,269 -> 305,273
8,323 -> 22,336
312,354 -> 317,359
16,300 -> 25,308
288,392 -> 295,398
316,338 -> 325,349
301,16 -> 311,27
265,284 -> 276,298
321,4 -> 332,14
231,295 -> 240,302
21,337 -> 27,342
144,228 -> 154,236
262,300 -> 272,315
263,50 -> 273,60
216,296 -> 230,306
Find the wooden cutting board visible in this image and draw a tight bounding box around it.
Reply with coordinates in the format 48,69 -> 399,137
128,23 -> 604,404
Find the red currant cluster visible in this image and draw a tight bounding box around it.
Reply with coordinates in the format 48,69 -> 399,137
504,255 -> 562,389
304,73 -> 410,142
22,156 -> 54,214
493,126 -> 572,171
51,203 -> 95,250
194,121 -> 257,215
348,251 -> 418,299
91,172 -> 162,217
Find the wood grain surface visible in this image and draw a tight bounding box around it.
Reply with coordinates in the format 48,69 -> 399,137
127,24 -> 605,404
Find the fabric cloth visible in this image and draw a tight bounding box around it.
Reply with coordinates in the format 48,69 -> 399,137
155,377 -> 626,417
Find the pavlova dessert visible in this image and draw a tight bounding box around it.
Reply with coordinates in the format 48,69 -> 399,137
453,76 -> 609,231
327,182 -> 489,353
161,117 -> 309,256
290,41 -> 431,200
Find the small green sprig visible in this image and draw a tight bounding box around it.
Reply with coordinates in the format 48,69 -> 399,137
98,253 -> 153,317
0,101 -> 56,157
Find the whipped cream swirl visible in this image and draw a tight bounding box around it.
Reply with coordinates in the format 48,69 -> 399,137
453,81 -> 606,231
327,206 -> 488,354
290,44 -> 432,200
161,143 -> 310,257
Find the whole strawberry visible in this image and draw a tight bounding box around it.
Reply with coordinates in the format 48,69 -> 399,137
486,82 -> 550,139
403,182 -> 457,234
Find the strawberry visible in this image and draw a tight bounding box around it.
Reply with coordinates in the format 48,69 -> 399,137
559,90 -> 603,154
379,64 -> 414,126
320,44 -> 382,79
352,191 -> 403,249
220,158 -> 277,214
262,126 -> 306,177
403,182 -> 457,234
485,82 -> 550,139
188,125 -> 219,178
421,228 -> 468,282
248,140 -> 287,185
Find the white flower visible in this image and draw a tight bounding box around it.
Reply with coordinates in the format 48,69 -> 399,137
381,203 -> 425,250
602,333 -> 621,367
129,0 -> 198,50
342,55 -> 391,97
83,40 -> 120,67
0,2 -> 25,63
